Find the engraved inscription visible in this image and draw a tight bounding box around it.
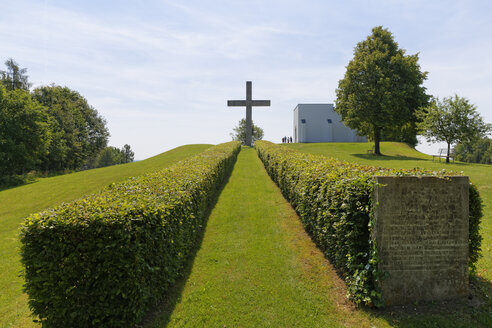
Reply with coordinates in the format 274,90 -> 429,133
373,176 -> 469,305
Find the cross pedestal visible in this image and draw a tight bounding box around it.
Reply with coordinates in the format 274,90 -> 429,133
228,81 -> 270,146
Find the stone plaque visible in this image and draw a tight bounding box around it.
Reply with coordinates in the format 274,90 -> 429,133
373,176 -> 469,306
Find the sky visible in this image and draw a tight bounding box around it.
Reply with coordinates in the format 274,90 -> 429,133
1,0 -> 491,159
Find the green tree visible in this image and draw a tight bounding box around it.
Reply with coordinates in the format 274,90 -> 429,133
417,95 -> 491,163
0,86 -> 51,176
230,118 -> 264,146
32,85 -> 109,171
380,122 -> 418,147
122,144 -> 134,163
0,58 -> 31,91
335,26 -> 429,154
94,146 -> 125,168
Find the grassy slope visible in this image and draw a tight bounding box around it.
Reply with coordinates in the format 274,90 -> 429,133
0,144 -> 212,328
149,147 -> 388,328
3,142 -> 490,327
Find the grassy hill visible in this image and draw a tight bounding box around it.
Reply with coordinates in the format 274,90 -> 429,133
0,144 -> 212,328
2,141 -> 491,327
285,141 -> 492,282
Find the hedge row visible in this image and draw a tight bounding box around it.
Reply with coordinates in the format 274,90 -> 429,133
255,140 -> 483,307
20,141 -> 241,328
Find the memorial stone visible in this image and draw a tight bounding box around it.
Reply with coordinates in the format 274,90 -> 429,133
373,176 -> 469,305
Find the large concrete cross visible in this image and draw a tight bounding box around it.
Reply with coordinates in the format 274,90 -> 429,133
228,81 -> 270,146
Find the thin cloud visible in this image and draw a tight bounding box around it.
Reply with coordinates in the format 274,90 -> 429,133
1,1 -> 491,159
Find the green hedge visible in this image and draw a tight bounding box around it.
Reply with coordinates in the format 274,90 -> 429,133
21,141 -> 241,328
255,141 -> 483,307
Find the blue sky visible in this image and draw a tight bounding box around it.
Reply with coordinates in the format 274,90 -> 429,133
1,0 -> 491,159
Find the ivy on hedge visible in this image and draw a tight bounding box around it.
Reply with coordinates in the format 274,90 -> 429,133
20,141 -> 241,328
255,140 -> 483,307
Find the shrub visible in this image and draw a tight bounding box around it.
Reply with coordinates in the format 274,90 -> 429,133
21,141 -> 241,328
468,183 -> 484,275
255,140 -> 483,307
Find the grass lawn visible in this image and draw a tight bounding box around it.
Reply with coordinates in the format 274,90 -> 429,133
0,144 -> 212,328
147,147 -> 388,327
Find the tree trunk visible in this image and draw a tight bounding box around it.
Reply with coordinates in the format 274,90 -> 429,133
446,142 -> 450,163
374,125 -> 381,155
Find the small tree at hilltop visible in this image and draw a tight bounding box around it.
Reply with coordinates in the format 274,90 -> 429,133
122,144 -> 134,163
335,26 -> 429,155
93,144 -> 134,168
230,118 -> 264,146
95,147 -> 124,168
417,95 -> 491,163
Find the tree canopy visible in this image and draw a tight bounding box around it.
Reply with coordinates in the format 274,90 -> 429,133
33,85 -> 110,171
122,144 -> 135,163
0,86 -> 51,176
417,95 -> 491,163
0,58 -> 136,185
230,118 -> 264,146
93,144 -> 135,168
0,58 -> 31,91
335,26 -> 429,154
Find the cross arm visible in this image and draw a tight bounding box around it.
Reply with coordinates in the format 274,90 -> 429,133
227,100 -> 271,107
227,100 -> 247,106
251,100 -> 271,106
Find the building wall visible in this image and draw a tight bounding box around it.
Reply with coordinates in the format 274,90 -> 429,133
293,104 -> 366,143
293,106 -> 299,143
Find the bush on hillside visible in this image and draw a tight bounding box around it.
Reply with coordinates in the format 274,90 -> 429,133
255,140 -> 483,307
21,141 -> 241,328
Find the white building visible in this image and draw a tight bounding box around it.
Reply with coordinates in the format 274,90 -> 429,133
293,104 -> 367,143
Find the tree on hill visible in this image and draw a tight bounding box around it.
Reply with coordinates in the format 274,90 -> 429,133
417,95 -> 491,163
230,118 -> 264,145
32,85 -> 109,171
94,147 -> 124,168
0,86 -> 51,177
0,58 -> 31,91
335,26 -> 429,155
94,144 -> 135,168
122,144 -> 135,163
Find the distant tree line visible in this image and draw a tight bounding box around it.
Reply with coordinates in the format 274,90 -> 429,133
454,138 -> 492,164
0,58 -> 134,185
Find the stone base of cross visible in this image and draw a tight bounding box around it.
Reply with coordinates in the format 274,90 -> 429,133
228,81 -> 271,146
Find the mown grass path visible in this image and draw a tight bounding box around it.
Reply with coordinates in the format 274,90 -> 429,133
149,147 -> 386,327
